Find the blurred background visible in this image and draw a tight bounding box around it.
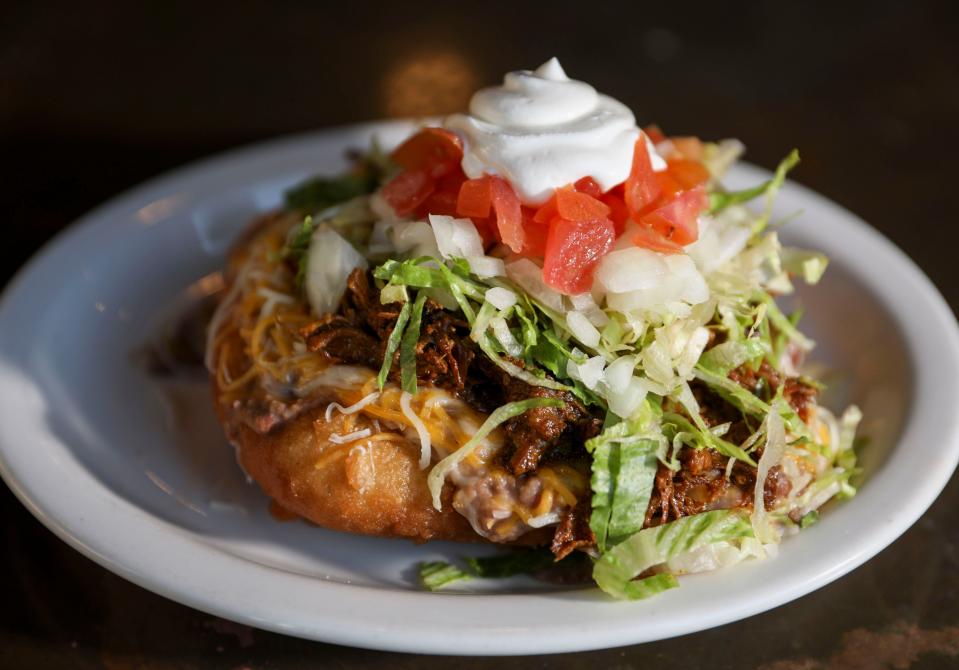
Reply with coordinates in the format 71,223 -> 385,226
2,1 -> 958,668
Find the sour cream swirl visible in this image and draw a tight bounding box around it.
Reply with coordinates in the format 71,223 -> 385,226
445,58 -> 665,204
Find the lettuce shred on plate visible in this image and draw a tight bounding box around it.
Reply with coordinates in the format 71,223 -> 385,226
255,122 -> 864,600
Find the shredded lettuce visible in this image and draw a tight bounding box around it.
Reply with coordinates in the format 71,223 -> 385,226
692,365 -> 808,439
758,293 -> 815,352
782,247 -> 829,285
419,550 -> 586,591
376,300 -> 412,390
477,336 -> 572,392
698,338 -> 767,375
589,438 -> 659,552
662,411 -> 756,466
465,549 -> 557,578
375,258 -> 486,302
707,150 -> 799,220
751,400 -> 787,543
593,510 -> 753,599
285,172 -> 378,213
399,293 -> 427,394
419,561 -> 472,590
285,135 -> 863,603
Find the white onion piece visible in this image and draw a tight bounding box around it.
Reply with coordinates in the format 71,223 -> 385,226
467,256 -> 506,278
665,254 -> 710,304
606,254 -> 708,312
603,355 -> 636,395
428,214 -> 485,259
370,191 -> 405,224
676,326 -> 711,377
391,220 -> 440,258
491,317 -> 523,357
607,376 -> 648,419
305,225 -> 369,315
506,258 -> 565,313
566,355 -> 606,390
595,247 -> 669,293
566,310 -> 601,348
641,338 -> 675,388
485,286 -> 518,310
569,292 -> 609,326
687,208 -> 752,275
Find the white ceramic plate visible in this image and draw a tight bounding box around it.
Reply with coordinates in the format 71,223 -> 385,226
1,121 -> 958,655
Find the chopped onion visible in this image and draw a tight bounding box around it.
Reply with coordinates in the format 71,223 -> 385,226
467,255 -> 506,278
607,376 -> 648,419
665,254 -> 710,304
603,355 -> 637,395
391,220 -> 440,258
641,338 -> 675,388
569,292 -> 609,327
606,254 -> 708,313
506,258 -> 565,313
703,138 -> 745,177
485,287 -> 518,311
367,220 -> 395,255
595,247 -> 669,293
676,326 -> 711,377
566,354 -> 606,390
566,310 -> 601,348
687,208 -> 752,274
305,225 -> 369,315
491,317 -> 523,357
428,214 -> 484,259
400,391 -> 432,469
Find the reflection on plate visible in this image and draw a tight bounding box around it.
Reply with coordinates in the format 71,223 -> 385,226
0,121 -> 957,654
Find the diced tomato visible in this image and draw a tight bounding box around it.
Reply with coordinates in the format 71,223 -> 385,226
416,170 -> 464,218
456,177 -> 492,218
654,170 -> 683,201
631,223 -> 684,254
573,176 -> 603,198
391,128 -> 463,178
542,217 -> 615,294
416,189 -> 458,217
600,192 -> 630,236
642,124 -> 666,145
520,209 -> 550,258
637,186 -> 707,246
489,176 -> 524,253
471,216 -> 498,247
666,158 -> 710,190
533,195 -> 558,225
671,136 -> 705,161
624,138 -> 662,220
382,169 -> 435,216
555,186 -> 611,222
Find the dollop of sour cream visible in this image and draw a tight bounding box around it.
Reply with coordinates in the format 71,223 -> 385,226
445,58 -> 665,204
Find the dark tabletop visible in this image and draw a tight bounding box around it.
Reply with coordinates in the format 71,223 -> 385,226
3,1 -> 959,668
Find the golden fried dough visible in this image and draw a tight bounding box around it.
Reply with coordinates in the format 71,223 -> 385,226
208,214 -> 483,543
216,399 -> 482,542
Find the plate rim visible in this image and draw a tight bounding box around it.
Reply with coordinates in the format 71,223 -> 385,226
1,120 -> 958,655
